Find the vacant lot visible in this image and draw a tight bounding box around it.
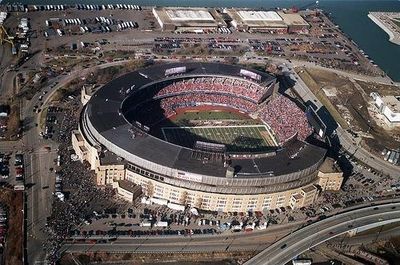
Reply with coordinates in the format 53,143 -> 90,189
297,67 -> 400,153
0,187 -> 23,265
355,80 -> 400,97
59,251 -> 254,265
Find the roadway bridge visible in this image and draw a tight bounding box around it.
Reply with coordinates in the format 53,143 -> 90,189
245,202 -> 400,265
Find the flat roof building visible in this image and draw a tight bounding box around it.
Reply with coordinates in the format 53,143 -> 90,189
279,12 -> 310,33
152,7 -> 227,32
228,9 -> 287,33
227,9 -> 309,34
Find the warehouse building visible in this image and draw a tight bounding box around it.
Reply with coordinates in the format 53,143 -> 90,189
227,9 -> 309,34
228,9 -> 287,33
279,12 -> 310,33
152,7 -> 227,32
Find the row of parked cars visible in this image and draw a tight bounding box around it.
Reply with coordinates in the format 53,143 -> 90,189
0,153 -> 10,179
75,4 -> 141,11
353,172 -> 375,187
70,227 -> 217,238
382,149 -> 400,165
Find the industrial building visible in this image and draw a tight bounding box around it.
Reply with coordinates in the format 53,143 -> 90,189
227,9 -> 309,33
152,7 -> 227,32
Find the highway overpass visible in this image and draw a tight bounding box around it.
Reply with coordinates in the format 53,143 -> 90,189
244,202 -> 400,265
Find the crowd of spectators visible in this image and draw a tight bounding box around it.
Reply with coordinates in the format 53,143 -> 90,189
131,77 -> 312,146
155,77 -> 266,102
133,92 -> 258,126
160,93 -> 257,118
259,95 -> 312,144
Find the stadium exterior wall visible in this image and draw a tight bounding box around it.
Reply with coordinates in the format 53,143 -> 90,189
125,168 -> 320,212
73,113 -> 343,212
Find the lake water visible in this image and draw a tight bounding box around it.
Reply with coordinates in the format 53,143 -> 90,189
2,0 -> 400,81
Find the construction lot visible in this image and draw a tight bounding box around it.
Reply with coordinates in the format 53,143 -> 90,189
296,66 -> 400,155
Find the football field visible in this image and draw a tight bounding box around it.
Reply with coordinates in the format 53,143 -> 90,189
162,125 -> 278,153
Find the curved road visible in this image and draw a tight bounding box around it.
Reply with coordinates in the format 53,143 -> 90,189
245,202 -> 400,265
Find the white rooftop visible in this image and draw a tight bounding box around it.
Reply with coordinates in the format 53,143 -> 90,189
237,10 -> 282,22
166,9 -> 214,21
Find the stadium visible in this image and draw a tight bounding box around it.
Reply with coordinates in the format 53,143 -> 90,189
73,62 -> 343,213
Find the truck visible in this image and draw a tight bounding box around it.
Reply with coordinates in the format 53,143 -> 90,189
140,221 -> 151,227
393,152 -> 400,165
384,151 -> 391,161
14,183 -> 25,191
388,151 -> 396,164
154,221 -> 168,227
56,192 -> 64,202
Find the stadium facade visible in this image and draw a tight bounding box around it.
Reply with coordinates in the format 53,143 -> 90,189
72,62 -> 343,212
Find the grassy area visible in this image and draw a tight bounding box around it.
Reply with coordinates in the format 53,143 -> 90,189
296,67 -> 349,129
162,125 -> 276,152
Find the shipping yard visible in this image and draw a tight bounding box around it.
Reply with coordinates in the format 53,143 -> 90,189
0,3 -> 400,265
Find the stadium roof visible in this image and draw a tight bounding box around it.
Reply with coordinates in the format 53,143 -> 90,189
85,62 -> 326,179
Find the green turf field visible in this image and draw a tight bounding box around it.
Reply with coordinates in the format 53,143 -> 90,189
162,125 -> 278,153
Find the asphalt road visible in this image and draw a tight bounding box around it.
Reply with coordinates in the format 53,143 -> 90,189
245,202 -> 400,265
60,222 -> 300,254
